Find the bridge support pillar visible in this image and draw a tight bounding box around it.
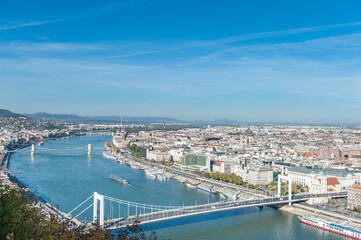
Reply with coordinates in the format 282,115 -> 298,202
277,175 -> 281,197
93,192 -> 104,227
31,144 -> 35,156
288,179 -> 292,205
88,144 -> 92,156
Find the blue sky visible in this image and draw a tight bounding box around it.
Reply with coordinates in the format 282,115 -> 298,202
1,0 -> 361,123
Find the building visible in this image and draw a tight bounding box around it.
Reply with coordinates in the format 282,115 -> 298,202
233,164 -> 273,185
146,149 -> 171,162
181,154 -> 206,166
211,160 -> 232,174
112,136 -> 129,148
287,166 -> 357,193
348,185 -> 361,210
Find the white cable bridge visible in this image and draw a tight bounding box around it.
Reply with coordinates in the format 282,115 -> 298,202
67,191 -> 347,230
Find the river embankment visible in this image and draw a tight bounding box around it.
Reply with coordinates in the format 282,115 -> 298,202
0,134 -> 85,226
280,203 -> 361,232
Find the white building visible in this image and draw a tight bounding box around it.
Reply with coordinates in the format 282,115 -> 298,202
112,136 -> 129,148
287,166 -> 357,193
233,164 -> 273,185
146,149 -> 171,162
348,185 -> 361,209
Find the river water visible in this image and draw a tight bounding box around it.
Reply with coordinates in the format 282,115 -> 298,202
9,134 -> 344,240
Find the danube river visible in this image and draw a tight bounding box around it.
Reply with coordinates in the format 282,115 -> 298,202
9,134 -> 344,240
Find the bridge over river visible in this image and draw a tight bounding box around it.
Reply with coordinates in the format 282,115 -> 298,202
68,191 -> 347,230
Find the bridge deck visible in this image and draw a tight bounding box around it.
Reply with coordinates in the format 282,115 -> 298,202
104,192 -> 347,230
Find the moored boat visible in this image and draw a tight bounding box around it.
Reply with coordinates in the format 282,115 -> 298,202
156,174 -> 168,180
145,169 -> 157,178
197,184 -> 217,194
186,180 -> 201,188
103,151 -> 116,160
299,216 -> 361,239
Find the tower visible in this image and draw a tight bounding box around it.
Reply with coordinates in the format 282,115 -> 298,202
93,192 -> 104,227
31,144 -> 35,156
88,144 -> 92,156
321,167 -> 327,193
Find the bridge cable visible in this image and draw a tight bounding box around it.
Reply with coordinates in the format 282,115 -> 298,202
68,194 -> 94,215
72,203 -> 94,220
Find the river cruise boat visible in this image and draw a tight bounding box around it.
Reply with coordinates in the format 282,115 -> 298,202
109,174 -> 129,185
144,169 -> 157,178
197,184 -> 217,194
130,164 -> 140,169
186,180 -> 201,188
299,216 -> 361,239
156,174 -> 168,181
103,152 -> 116,160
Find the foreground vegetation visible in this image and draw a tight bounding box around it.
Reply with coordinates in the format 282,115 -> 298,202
0,185 -> 159,240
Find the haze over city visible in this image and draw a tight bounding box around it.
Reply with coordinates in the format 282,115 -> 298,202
1,0 -> 361,123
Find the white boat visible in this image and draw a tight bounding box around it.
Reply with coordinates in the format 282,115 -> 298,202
145,170 -> 157,178
103,152 -> 116,160
185,181 -> 201,188
109,174 -> 129,185
156,174 -> 168,181
131,164 -> 140,169
299,216 -> 361,239
197,184 -> 217,194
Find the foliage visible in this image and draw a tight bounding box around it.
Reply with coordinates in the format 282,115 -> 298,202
202,172 -> 243,185
273,171 -> 280,180
0,185 -> 159,240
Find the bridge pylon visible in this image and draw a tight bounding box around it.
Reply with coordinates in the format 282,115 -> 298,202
277,174 -> 293,205
31,144 -> 35,156
88,144 -> 92,156
93,192 -> 104,227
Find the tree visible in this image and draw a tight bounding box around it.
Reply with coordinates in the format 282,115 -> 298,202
357,206 -> 361,212
0,185 -> 159,239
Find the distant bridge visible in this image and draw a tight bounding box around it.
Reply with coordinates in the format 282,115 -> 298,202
68,191 -> 347,230
7,144 -> 107,156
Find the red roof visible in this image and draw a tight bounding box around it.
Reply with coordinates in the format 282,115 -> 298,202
328,177 -> 340,186
317,177 -> 340,186
154,148 -> 170,152
352,185 -> 361,191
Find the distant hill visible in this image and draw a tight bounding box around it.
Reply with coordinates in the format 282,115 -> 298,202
0,109 -> 27,118
193,119 -> 243,125
24,112 -> 186,124
24,112 -> 85,122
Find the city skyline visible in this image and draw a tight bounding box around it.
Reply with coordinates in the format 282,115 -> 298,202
1,0 -> 361,123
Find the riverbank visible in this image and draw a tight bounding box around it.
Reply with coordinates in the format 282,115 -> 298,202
280,203 -> 361,232
7,134 -> 348,240
0,134 -> 85,226
108,142 -> 268,200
